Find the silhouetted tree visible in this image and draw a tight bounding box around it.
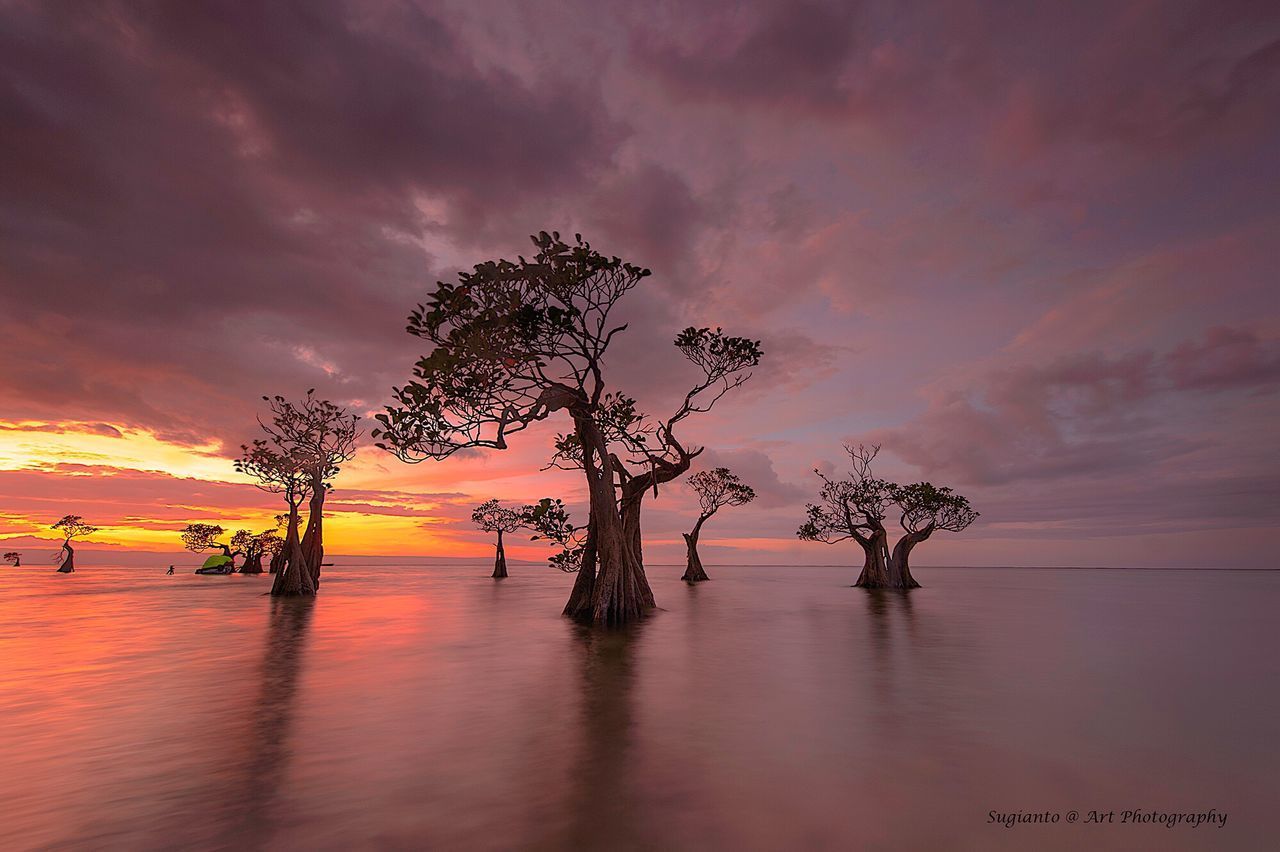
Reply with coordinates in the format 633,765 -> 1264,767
375,233 -> 758,624
3,551 -> 19,567
471,499 -> 524,579
376,232 -> 659,625
232,525 -> 283,575
181,523 -> 238,566
797,445 -> 978,588
258,391 -> 360,590
682,467 -> 755,582
236,437 -> 314,596
52,515 -> 97,573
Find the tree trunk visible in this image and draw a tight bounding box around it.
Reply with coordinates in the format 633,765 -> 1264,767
563,414 -> 653,626
11,556 -> 19,567
271,504 -> 316,596
269,549 -> 286,574
492,529 -> 508,579
57,540 -> 75,573
618,492 -> 656,608
887,533 -> 926,589
301,483 -> 325,589
212,542 -> 238,571
240,552 -> 264,575
681,515 -> 710,582
853,529 -> 892,588
563,520 -> 598,616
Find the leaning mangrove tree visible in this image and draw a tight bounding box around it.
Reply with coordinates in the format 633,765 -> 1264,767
682,467 -> 755,582
52,514 -> 97,573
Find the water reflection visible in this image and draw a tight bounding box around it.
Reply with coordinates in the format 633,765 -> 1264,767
231,598 -> 314,847
0,566 -> 1276,851
550,624 -> 647,851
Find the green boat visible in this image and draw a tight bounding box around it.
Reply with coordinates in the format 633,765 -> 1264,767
194,554 -> 235,575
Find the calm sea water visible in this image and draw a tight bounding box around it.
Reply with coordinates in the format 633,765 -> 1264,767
0,563 -> 1276,851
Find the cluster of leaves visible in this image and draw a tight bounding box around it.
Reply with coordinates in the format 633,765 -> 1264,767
688,468 -> 756,517
259,390 -> 361,488
470,499 -> 525,534
797,445 -> 978,543
231,522 -> 285,560
2,552 -> 18,566
545,392 -> 650,471
521,498 -> 588,572
180,523 -> 230,553
52,515 -> 98,541
374,231 -> 651,462
894,482 -> 979,534
235,439 -> 314,506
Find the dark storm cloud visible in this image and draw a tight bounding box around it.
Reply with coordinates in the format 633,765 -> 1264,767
630,0 -> 861,108
0,0 -> 624,446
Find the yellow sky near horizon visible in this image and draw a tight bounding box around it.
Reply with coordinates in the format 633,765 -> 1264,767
0,419 -> 582,560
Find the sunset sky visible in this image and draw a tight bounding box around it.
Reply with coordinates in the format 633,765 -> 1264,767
1,1 -> 1277,568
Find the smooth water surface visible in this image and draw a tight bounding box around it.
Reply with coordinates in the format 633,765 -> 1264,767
1,563 -> 1276,850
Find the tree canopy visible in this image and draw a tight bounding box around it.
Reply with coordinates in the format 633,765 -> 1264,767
471,499 -> 525,534
374,231 -> 651,462
52,515 -> 97,541
688,467 -> 757,518
181,523 -> 231,554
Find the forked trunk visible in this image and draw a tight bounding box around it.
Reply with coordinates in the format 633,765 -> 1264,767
563,414 -> 654,626
268,549 -> 286,574
57,540 -> 75,573
271,505 -> 315,596
681,515 -> 710,582
301,483 -> 325,589
492,530 -> 508,579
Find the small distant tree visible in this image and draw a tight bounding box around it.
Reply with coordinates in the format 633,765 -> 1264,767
180,523 -> 238,565
797,445 -> 978,588
236,438 -> 314,596
3,551 -> 19,567
682,467 -> 755,583
232,524 -> 284,575
258,391 -> 360,590
471,500 -> 524,579
52,515 -> 98,573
